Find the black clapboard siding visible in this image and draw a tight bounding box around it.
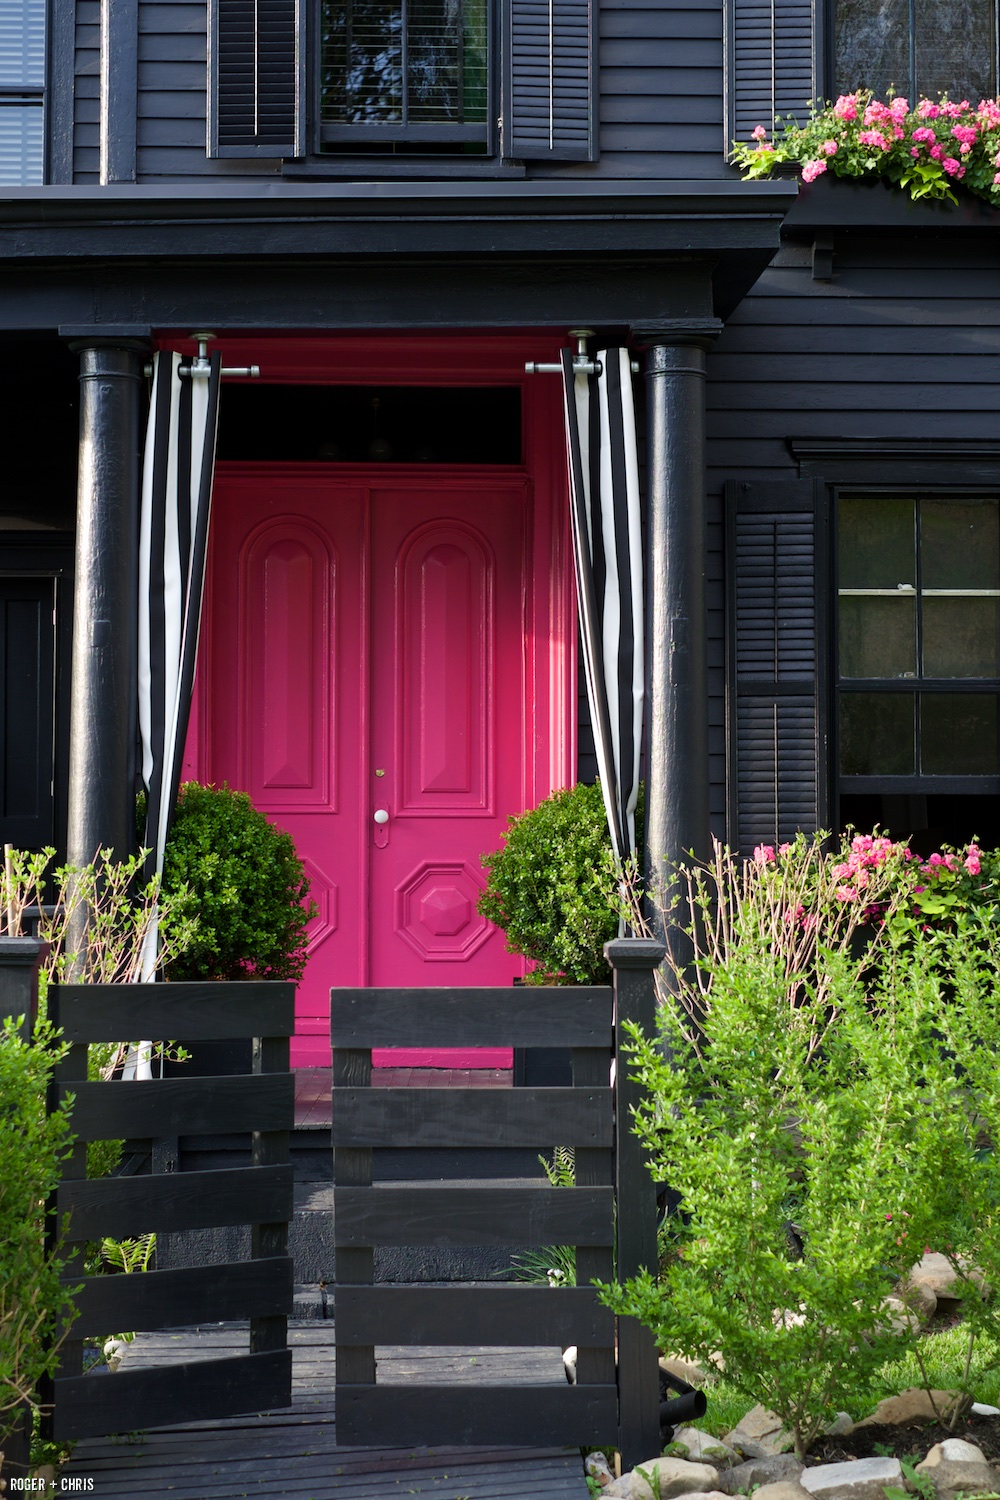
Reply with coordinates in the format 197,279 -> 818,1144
726,480 -> 827,851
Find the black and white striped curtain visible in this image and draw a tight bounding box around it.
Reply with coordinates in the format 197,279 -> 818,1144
561,347 -> 643,865
137,349 -> 222,985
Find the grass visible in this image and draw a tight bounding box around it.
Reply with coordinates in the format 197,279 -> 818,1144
681,1323 -> 1000,1443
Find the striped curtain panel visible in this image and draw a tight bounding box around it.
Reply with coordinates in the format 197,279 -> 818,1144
136,349 -> 222,989
560,347 -> 644,864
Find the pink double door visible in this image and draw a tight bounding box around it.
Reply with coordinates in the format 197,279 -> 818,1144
201,465 -> 545,1066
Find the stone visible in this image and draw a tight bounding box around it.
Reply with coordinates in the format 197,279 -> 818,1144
908,1251 -> 988,1303
661,1354 -> 714,1388
753,1484 -> 814,1500
972,1403 -> 1000,1417
900,1280 -> 939,1320
586,1450 -> 616,1487
825,1414 -> 855,1437
671,1428 -> 739,1467
716,1455 -> 805,1494
724,1405 -> 795,1457
919,1442 -> 988,1468
911,1460 -> 1000,1498
880,1295 -> 924,1336
604,1479 -> 633,1499
856,1389 -> 970,1426
799,1456 -> 904,1500
626,1457 -> 724,1500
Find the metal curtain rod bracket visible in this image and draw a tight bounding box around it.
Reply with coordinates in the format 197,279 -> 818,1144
525,328 -> 641,377
143,332 -> 261,380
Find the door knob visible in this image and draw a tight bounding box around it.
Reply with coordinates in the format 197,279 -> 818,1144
373,808 -> 389,825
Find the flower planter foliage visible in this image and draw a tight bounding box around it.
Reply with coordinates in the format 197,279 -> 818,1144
732,90 -> 1000,205
158,782 -> 315,983
477,780 -> 642,985
601,832 -> 1000,1458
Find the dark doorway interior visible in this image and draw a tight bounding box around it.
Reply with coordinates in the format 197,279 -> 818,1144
216,384 -> 523,464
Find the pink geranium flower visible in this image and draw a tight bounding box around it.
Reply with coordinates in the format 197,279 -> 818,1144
752,124 -> 768,140
917,99 -> 940,118
753,844 -> 775,864
834,94 -> 859,120
942,157 -> 963,175
820,138 -> 838,155
912,127 -> 936,143
801,159 -> 827,182
858,129 -> 890,148
965,843 -> 982,875
890,96 -> 910,117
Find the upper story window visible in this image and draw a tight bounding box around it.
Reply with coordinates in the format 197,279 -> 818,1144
837,494 -> 1000,789
209,0 -> 595,166
320,0 -> 489,154
834,0 -> 997,103
0,0 -> 44,184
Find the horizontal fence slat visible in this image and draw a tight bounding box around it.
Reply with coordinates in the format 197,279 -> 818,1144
57,1165 -> 293,1240
57,1074 -> 294,1141
65,1256 -> 293,1338
335,1382 -> 619,1448
49,981 -> 295,1042
330,987 -> 612,1048
52,1349 -> 292,1442
333,1186 -> 613,1247
331,1086 -> 612,1149
333,1283 -> 615,1346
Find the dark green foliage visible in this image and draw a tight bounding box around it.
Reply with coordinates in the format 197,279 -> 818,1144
477,781 -> 641,985
0,1017 -> 76,1439
159,782 -> 315,983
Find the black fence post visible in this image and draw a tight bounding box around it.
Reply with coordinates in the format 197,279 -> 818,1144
0,936 -> 47,1038
606,937 -> 664,1470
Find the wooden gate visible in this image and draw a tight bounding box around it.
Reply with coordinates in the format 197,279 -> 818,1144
330,937 -> 663,1468
44,980 -> 295,1441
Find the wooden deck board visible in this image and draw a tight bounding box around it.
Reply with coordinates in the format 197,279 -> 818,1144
61,1321 -> 590,1498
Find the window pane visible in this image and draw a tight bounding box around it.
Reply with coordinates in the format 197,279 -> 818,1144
921,498 -> 1000,590
841,692 -> 915,775
322,0 -> 487,125
923,597 -> 1000,678
915,0 -> 995,101
921,694 -> 999,774
835,0 -> 910,97
839,496 -> 915,590
0,0 -> 44,89
0,102 -> 41,185
839,595 -> 916,679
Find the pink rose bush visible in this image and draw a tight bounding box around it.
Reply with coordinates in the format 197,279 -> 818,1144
732,88 -> 1000,205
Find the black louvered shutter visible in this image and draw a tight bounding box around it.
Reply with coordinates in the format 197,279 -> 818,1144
725,0 -> 817,145
209,0 -> 304,158
1,578 -> 55,850
503,0 -> 596,160
727,479 -> 828,853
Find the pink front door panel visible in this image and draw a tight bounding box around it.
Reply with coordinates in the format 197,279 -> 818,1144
201,464 -> 553,1067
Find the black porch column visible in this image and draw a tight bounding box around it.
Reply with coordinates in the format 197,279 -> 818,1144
65,340 -> 147,869
635,322 -> 721,954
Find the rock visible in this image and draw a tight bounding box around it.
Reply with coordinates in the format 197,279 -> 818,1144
753,1484 -> 814,1500
908,1252 -> 987,1303
716,1455 -> 805,1494
723,1405 -> 795,1457
626,1457 -> 724,1499
586,1450 -> 616,1487
799,1457 -> 904,1500
919,1442 -> 988,1468
856,1388 -> 970,1426
671,1428 -> 739,1467
661,1354 -> 714,1388
880,1295 -> 923,1336
900,1280 -> 939,1320
604,1479 -> 633,1499
825,1414 -> 855,1437
972,1403 -> 1000,1416
911,1460 -> 1000,1498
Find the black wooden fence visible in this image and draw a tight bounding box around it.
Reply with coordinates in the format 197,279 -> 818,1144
330,937 -> 663,1468
43,979 -> 295,1441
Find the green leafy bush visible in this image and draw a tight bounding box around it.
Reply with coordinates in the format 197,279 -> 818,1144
159,782 -> 314,983
0,1016 -> 75,1444
477,781 -> 641,984
600,833 -> 988,1458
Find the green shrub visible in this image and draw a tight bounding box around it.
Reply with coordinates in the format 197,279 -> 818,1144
158,783 -> 315,983
477,781 -> 641,985
0,1016 -> 75,1443
599,833 -> 967,1458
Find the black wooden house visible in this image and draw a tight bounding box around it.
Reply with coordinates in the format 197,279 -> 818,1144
1,0 -> 998,1045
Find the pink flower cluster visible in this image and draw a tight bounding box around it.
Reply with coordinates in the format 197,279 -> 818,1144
831,834 -> 904,902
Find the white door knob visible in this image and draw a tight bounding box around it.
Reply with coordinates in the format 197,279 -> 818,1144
373,808 -> 390,825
